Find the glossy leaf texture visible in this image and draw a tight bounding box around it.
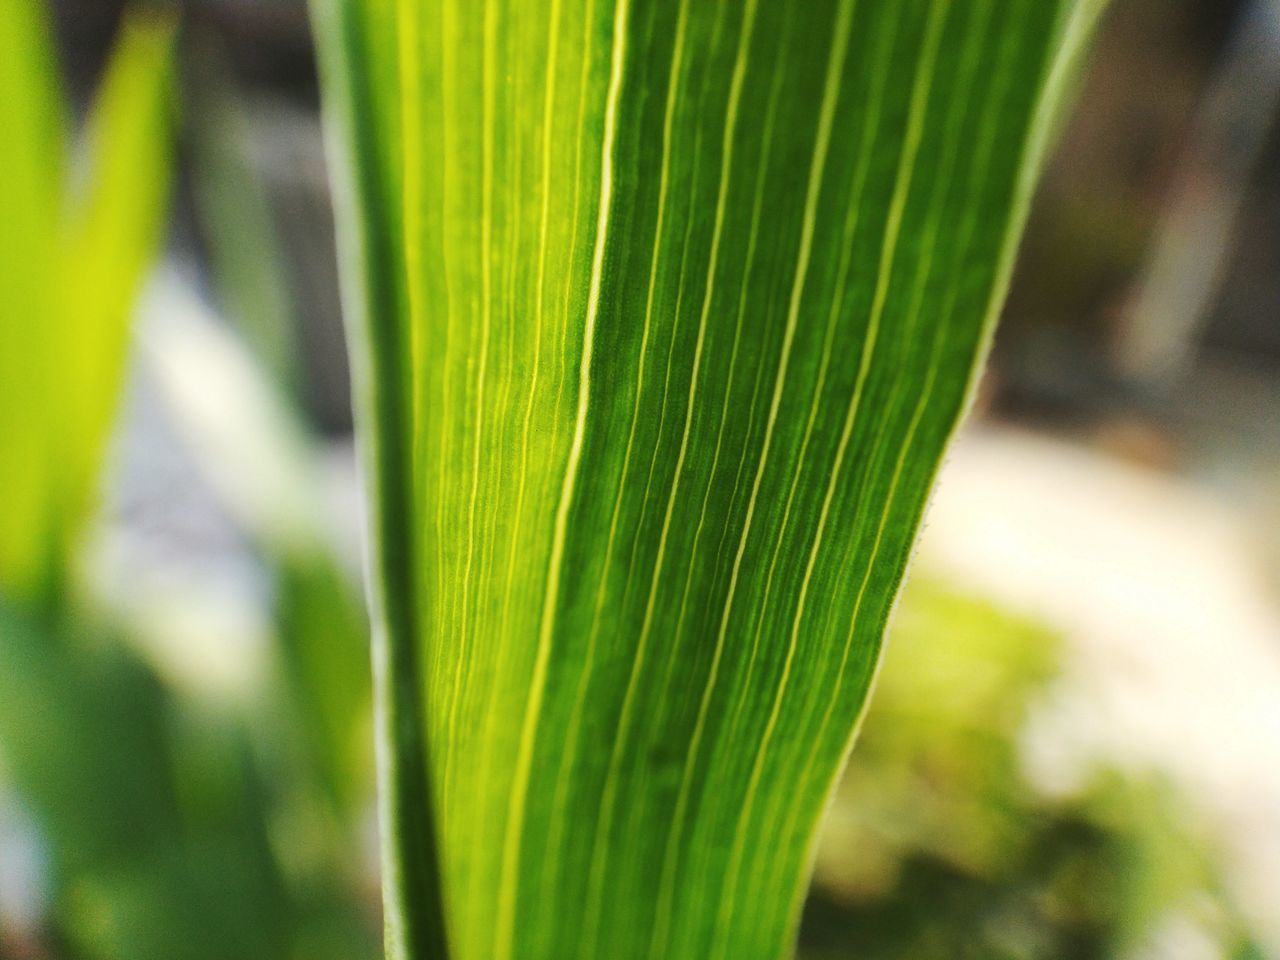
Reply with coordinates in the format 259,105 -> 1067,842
310,1 -> 1099,958
0,3 -> 174,603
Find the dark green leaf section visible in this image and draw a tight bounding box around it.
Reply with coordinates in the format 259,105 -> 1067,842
0,608 -> 285,960
308,0 -> 450,955
311,1 -> 1092,958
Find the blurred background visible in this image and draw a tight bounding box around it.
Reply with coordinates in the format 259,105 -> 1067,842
1,0 -> 1278,958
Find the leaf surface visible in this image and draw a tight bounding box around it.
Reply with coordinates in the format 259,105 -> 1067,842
310,1 -> 1098,957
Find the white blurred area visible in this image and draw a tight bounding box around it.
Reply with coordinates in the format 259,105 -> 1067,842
83,267 -> 362,710
916,422 -> 1280,954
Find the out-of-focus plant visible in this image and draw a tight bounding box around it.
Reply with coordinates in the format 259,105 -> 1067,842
0,5 -> 293,955
802,580 -> 1261,960
0,1 -> 171,605
139,271 -> 376,836
166,43 -> 378,839
0,6 -> 376,959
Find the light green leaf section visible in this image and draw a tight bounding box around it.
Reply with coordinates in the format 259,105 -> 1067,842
0,4 -> 174,603
310,1 -> 1097,957
0,0 -> 63,599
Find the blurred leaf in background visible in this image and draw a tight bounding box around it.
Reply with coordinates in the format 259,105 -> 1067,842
162,42 -> 377,820
138,269 -> 375,822
0,5 -> 377,959
0,604 -> 297,960
0,1 -> 171,605
182,39 -> 302,401
802,579 -> 1261,960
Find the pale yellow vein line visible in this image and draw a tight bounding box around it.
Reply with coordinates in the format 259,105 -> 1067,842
582,0 -> 689,652
706,0 -> 855,661
715,44 -> 880,760
652,274 -> 770,945
559,4 -> 594,405
463,0 -> 540,938
708,0 -> 894,800
676,4 -> 885,929
551,0 -> 600,425
458,0 -> 494,671
665,16 -> 787,649
648,4 -> 854,949
443,0 -> 494,842
484,3 -> 526,639
747,0 -> 962,936
709,4 -> 955,949
492,1 -> 629,954
525,1 -> 690,946
760,5 -> 997,932
499,0 -> 562,641
654,16 -> 784,699
531,2 -> 598,944
768,10 -> 1020,932
570,2 -> 694,949
609,12 -> 725,617
466,0 -> 551,934
583,2 -> 750,950
641,4 -> 766,953
416,0 -> 451,709
846,0 -> 1025,700
782,9 -> 1038,947
771,1 -> 1017,914
439,2 -> 492,839
436,0 -> 460,819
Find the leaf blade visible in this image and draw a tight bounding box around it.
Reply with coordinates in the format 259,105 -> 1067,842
312,1 -> 1098,957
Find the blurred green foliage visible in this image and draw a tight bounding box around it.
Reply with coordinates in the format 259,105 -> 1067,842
801,580 -> 1259,960
0,604 -> 294,960
0,6 -> 375,958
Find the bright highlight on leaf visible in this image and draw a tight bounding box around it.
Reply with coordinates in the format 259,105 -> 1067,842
309,0 -> 1100,957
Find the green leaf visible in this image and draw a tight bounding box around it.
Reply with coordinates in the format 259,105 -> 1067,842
0,5 -> 174,603
310,1 -> 1100,957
